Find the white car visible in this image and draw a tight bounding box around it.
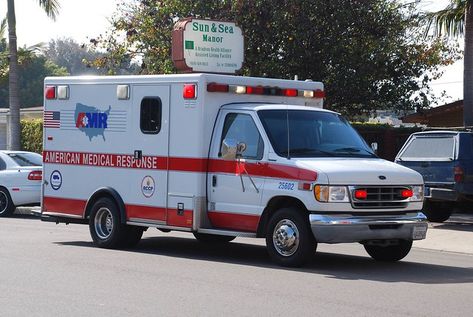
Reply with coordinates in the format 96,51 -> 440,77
0,151 -> 42,217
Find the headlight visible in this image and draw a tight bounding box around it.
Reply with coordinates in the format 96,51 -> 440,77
410,185 -> 424,202
314,185 -> 349,202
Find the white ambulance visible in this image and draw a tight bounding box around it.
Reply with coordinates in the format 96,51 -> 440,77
41,73 -> 427,267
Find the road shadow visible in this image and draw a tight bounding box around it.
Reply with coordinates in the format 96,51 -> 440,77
57,235 -> 473,285
8,213 -> 40,220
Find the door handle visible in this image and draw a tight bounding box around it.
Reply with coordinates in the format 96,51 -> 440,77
134,150 -> 142,160
212,175 -> 217,187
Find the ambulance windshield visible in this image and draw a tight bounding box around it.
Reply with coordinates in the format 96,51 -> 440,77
258,110 -> 376,158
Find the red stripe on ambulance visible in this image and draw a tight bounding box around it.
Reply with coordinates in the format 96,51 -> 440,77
43,150 -> 317,181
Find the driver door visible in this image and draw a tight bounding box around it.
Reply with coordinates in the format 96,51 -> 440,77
207,110 -> 265,232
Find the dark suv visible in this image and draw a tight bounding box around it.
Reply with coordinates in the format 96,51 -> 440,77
395,131 -> 473,222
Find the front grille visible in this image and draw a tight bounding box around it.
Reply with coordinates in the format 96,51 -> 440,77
350,186 -> 410,209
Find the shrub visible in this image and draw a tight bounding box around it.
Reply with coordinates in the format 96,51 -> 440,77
21,119 -> 43,153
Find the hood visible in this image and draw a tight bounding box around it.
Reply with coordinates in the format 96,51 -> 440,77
295,158 -> 422,185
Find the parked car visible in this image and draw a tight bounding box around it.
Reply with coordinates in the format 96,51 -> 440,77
395,130 -> 473,222
0,151 -> 42,217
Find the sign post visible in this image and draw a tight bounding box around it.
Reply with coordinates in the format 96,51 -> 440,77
172,19 -> 244,74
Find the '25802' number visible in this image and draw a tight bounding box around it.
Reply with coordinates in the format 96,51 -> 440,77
278,182 -> 295,190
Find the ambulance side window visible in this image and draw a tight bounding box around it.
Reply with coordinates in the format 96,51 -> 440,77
220,113 -> 264,160
140,97 -> 162,134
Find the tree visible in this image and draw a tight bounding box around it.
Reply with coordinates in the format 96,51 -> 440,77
46,38 -> 103,75
6,0 -> 60,150
92,0 -> 459,118
425,0 -> 472,126
47,38 -> 140,75
0,53 -> 68,108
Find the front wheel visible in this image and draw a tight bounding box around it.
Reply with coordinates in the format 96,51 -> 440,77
265,207 -> 316,267
422,201 -> 452,223
364,240 -> 413,262
0,188 -> 15,217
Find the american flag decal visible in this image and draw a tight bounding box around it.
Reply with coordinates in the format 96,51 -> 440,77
44,111 -> 61,128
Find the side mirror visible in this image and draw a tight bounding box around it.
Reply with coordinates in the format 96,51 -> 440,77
221,139 -> 247,160
371,142 -> 378,153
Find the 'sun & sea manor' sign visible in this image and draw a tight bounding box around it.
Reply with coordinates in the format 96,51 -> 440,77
172,19 -> 244,74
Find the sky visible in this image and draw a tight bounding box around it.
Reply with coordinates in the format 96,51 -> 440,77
0,0 -> 463,103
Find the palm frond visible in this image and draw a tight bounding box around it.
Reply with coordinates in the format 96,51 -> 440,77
0,17 -> 6,39
37,0 -> 61,21
424,0 -> 469,38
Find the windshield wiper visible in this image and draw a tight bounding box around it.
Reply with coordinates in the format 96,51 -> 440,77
280,148 -> 334,156
333,147 -> 376,156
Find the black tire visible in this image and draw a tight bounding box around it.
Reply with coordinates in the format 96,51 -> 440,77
89,197 -> 128,248
422,201 -> 452,223
121,226 -> 144,248
265,207 -> 316,267
0,187 -> 15,217
193,232 -> 236,244
364,240 -> 413,262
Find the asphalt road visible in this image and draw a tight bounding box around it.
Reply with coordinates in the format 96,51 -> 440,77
1,214 -> 472,317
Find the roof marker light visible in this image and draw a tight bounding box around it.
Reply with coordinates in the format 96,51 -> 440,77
301,90 -> 314,98
284,89 -> 298,97
183,84 -> 197,99
45,86 -> 56,100
229,85 -> 246,94
207,83 -> 229,92
57,85 -> 69,100
117,85 -> 130,100
314,89 -> 326,99
246,86 -> 264,95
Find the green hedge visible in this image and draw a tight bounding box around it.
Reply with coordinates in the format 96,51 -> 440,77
21,119 -> 43,154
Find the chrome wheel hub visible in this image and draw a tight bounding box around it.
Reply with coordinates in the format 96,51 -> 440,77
272,219 -> 300,257
94,207 -> 113,239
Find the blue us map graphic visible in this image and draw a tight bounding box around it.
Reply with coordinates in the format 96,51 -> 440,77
58,103 -> 127,141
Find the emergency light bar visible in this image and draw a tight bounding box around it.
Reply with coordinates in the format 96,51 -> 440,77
207,82 -> 325,99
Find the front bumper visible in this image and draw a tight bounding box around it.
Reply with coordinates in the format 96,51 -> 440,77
425,187 -> 458,202
309,212 -> 428,243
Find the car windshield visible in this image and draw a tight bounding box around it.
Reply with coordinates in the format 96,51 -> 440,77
258,109 -> 376,158
7,152 -> 43,166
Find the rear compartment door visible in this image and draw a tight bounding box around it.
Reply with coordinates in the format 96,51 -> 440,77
128,85 -> 170,224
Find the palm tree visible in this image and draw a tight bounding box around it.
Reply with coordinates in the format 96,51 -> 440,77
425,0 -> 472,126
6,0 -> 60,150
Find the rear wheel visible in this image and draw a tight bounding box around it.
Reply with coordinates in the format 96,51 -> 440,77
0,188 -> 15,217
89,197 -> 128,248
265,207 -> 316,267
193,232 -> 235,244
422,201 -> 452,223
364,240 -> 413,262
